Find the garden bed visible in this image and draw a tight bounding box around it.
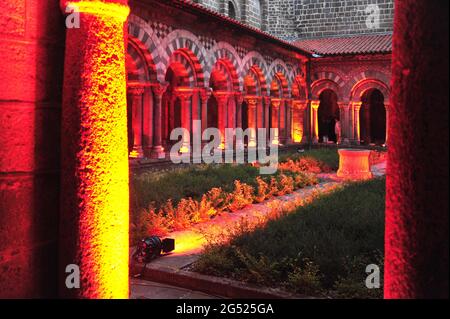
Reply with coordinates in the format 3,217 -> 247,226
192,177 -> 386,299
130,149 -> 339,243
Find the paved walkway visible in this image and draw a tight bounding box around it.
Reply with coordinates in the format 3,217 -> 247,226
131,279 -> 223,299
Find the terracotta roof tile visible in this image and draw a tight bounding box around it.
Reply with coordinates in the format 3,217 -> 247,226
293,34 -> 392,56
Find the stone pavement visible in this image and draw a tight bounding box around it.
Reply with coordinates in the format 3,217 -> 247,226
131,278 -> 223,299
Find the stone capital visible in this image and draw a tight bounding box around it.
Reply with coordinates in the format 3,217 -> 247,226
128,86 -> 145,96
174,88 -> 193,101
200,88 -> 212,103
352,101 -> 363,111
338,102 -> 349,110
311,100 -> 320,110
213,91 -> 231,105
245,96 -> 258,107
60,0 -> 130,22
151,82 -> 169,97
270,98 -> 282,108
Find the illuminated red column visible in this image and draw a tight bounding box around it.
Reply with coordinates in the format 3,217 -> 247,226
200,88 -> 211,134
264,95 -> 271,144
129,86 -> 144,158
175,88 -> 193,153
338,102 -> 348,143
270,98 -> 281,145
235,92 -> 244,129
285,99 -> 293,144
352,102 -> 362,144
245,97 -> 258,148
385,0 -> 448,299
151,83 -> 168,159
59,0 -> 130,298
214,91 -> 230,149
384,103 -> 390,146
310,100 -> 319,143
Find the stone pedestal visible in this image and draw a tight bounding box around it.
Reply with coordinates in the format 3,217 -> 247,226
337,149 -> 373,180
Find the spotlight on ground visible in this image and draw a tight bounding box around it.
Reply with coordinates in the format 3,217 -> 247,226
133,236 -> 175,263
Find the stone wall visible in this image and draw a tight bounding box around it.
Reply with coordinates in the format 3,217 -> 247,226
194,0 -> 394,40
0,0 -> 65,298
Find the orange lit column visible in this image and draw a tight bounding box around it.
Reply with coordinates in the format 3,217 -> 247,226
292,100 -> 306,144
59,0 -> 130,298
256,96 -> 264,138
338,102 -> 349,144
246,97 -> 258,148
270,98 -> 281,145
235,92 -> 244,149
151,82 -> 168,159
352,102 -> 362,144
175,88 -> 193,153
129,86 -> 144,158
200,88 -> 211,135
285,99 -> 293,144
310,100 -> 320,143
384,103 -> 390,146
264,95 -> 271,144
214,91 -> 230,149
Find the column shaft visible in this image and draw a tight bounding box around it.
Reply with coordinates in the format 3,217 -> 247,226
59,0 -> 130,298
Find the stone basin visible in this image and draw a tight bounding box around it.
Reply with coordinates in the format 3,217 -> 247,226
337,149 -> 373,180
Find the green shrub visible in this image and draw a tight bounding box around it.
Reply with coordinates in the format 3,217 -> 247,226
194,178 -> 386,298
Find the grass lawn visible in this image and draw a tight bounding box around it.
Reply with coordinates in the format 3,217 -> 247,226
279,148 -> 340,171
193,177 -> 386,298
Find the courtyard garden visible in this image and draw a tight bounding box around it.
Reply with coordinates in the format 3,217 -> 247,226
130,147 -> 387,298
130,148 -> 340,242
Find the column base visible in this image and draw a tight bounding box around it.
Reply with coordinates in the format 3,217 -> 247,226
150,146 -> 166,159
129,146 -> 144,159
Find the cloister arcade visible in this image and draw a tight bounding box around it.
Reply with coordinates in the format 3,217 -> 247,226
125,12 -> 391,161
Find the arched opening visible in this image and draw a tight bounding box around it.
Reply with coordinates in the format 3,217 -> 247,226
162,64 -> 186,147
207,96 -> 218,129
228,1 -> 237,20
126,38 -> 156,158
360,89 -> 386,145
318,89 -> 339,143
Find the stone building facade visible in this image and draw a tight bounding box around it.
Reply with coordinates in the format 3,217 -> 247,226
194,0 -> 394,40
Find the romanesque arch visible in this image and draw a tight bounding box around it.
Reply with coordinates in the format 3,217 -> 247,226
268,60 -> 290,96
350,78 -> 390,145
240,51 -> 269,94
161,30 -> 208,87
128,14 -> 164,82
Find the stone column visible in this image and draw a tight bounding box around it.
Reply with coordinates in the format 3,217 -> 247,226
270,98 -> 281,145
200,88 -> 211,134
385,0 -> 448,299
175,88 -> 193,153
338,102 -> 349,144
235,92 -> 244,149
292,100 -> 306,144
278,99 -> 285,144
285,99 -> 293,144
264,95 -> 271,144
59,0 -> 130,299
151,82 -> 169,159
352,102 -> 362,145
214,91 -> 230,149
128,87 -> 145,158
245,97 -> 258,148
384,103 -> 390,146
310,100 -> 320,143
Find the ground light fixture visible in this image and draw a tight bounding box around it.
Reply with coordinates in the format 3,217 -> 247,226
133,236 -> 175,263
